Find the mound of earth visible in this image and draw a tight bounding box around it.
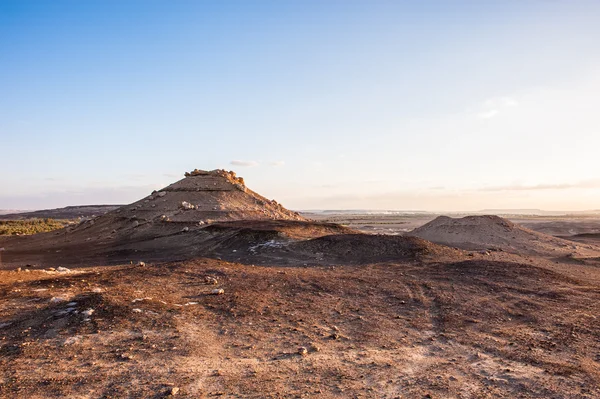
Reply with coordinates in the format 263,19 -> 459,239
408,215 -> 600,257
288,234 -> 459,264
103,168 -> 305,225
0,170 -> 364,267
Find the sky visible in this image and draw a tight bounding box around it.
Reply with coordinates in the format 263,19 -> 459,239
1,0 -> 599,211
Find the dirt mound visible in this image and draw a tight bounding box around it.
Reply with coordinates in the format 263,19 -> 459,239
408,215 -> 600,256
0,172 -> 361,267
101,169 -> 304,225
289,234 -> 459,263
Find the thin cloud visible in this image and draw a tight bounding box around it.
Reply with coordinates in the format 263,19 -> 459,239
479,180 -> 600,192
477,96 -> 518,119
477,109 -> 499,119
230,160 -> 259,167
483,97 -> 519,108
269,161 -> 285,167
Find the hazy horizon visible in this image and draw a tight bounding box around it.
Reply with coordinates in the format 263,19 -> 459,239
2,1 -> 599,211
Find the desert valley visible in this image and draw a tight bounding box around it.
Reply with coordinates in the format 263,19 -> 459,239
1,170 -> 599,398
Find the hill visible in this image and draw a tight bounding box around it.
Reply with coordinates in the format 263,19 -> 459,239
408,215 -> 600,257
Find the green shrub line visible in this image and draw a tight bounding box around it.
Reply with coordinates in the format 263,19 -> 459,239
0,218 -> 71,236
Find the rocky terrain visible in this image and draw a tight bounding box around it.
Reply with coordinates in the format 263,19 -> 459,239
1,170 -> 600,398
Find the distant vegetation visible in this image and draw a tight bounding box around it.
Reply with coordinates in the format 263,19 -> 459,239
0,218 -> 69,236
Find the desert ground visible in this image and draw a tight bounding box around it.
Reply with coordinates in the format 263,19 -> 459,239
1,170 -> 600,398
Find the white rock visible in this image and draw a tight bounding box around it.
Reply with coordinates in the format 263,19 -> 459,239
81,308 -> 95,317
211,289 -> 225,295
56,266 -> 71,273
181,227 -> 189,232
158,192 -> 167,197
180,201 -> 196,210
132,308 -> 143,313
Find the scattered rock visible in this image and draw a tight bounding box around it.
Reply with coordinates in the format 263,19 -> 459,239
137,261 -> 146,267
180,201 -> 197,210
132,308 -> 143,313
170,387 -> 180,396
204,276 -> 218,285
62,336 -> 81,346
298,346 -> 308,356
211,289 -> 225,295
181,227 -> 189,232
56,266 -> 71,273
82,309 -> 95,317
158,192 -> 167,197
50,297 -> 67,304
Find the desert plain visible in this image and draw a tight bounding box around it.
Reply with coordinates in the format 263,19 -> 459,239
1,170 -> 599,399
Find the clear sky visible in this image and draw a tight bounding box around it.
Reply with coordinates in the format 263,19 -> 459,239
1,0 -> 599,211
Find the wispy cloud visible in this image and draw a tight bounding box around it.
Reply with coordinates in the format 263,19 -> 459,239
230,160 -> 259,167
476,96 -> 518,119
269,161 -> 285,167
477,109 -> 499,119
478,180 -> 600,192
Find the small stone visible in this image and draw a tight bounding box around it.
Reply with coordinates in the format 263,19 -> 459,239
181,227 -> 189,232
81,309 -> 95,317
137,261 -> 146,267
204,276 -> 218,285
298,346 -> 308,356
170,387 -> 180,395
158,191 -> 167,197
211,289 -> 225,295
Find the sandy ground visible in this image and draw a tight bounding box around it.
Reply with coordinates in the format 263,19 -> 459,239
2,201 -> 600,398
1,249 -> 600,398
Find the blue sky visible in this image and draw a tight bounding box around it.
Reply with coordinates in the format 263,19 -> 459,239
1,1 -> 599,211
